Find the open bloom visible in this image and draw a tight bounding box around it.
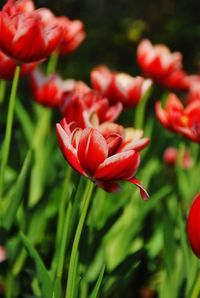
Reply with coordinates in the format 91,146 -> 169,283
56,119 -> 149,198
2,0 -> 35,15
0,50 -> 38,80
137,39 -> 189,90
60,90 -> 122,128
0,8 -> 62,63
91,65 -> 152,107
155,93 -> 200,143
187,193 -> 200,258
30,69 -> 81,108
37,8 -> 86,55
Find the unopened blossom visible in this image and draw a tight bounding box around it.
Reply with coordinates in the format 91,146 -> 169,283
187,193 -> 200,258
0,6 -> 62,63
155,93 -> 200,143
137,39 -> 189,90
60,90 -> 122,128
0,50 -> 38,80
56,119 -> 149,198
91,65 -> 152,107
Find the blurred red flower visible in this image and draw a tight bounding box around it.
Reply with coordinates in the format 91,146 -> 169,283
163,146 -> 193,169
37,8 -> 86,56
91,65 -> 152,108
0,50 -> 38,80
137,39 -> 189,90
0,5 -> 62,63
187,193 -> 200,258
56,119 -> 149,198
30,69 -> 80,108
60,90 -> 122,128
155,93 -> 200,143
187,75 -> 200,103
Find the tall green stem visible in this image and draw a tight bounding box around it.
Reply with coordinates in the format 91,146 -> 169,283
46,51 -> 58,75
134,86 -> 152,129
0,80 -> 6,104
66,179 -> 94,298
0,66 -> 20,202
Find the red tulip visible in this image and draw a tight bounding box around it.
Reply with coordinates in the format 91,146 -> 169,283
60,90 -> 123,128
98,122 -> 150,152
0,246 -> 6,263
30,69 -> 79,108
91,65 -> 152,108
0,8 -> 62,63
155,93 -> 200,143
2,0 -> 35,15
163,147 -> 193,169
0,50 -> 38,80
187,75 -> 200,103
37,8 -> 86,55
187,193 -> 200,258
137,39 -> 189,90
56,119 -> 149,198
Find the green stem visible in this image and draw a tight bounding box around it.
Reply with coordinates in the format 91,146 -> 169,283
134,85 -> 152,129
0,80 -> 6,104
191,274 -> 200,298
56,166 -> 73,247
0,66 -> 20,202
66,179 -> 94,298
46,51 -> 59,75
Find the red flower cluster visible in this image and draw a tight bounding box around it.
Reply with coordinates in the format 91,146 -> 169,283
56,119 -> 149,198
163,147 -> 193,169
187,193 -> 200,258
155,93 -> 200,143
91,65 -> 152,107
0,0 -> 86,69
187,75 -> 200,103
137,39 -> 189,90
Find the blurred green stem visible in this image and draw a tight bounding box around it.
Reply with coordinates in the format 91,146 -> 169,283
134,85 -> 152,129
66,179 -> 94,298
0,80 -> 6,104
46,51 -> 59,75
191,275 -> 200,298
0,66 -> 20,204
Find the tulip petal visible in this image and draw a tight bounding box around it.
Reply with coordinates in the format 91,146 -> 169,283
128,178 -> 149,200
56,123 -> 85,175
95,150 -> 140,181
78,128 -> 108,175
96,181 -> 121,192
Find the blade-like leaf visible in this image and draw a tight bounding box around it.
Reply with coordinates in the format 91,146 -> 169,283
90,265 -> 105,298
19,232 -> 53,298
3,151 -> 32,230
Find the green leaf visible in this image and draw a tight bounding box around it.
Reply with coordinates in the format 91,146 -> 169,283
3,151 -> 32,230
19,232 -> 53,298
89,265 -> 105,298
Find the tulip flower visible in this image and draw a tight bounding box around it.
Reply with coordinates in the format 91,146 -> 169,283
0,8 -> 62,63
187,75 -> 200,103
30,69 -> 82,108
56,119 -> 149,198
2,0 -> 35,15
163,147 -> 193,169
155,93 -> 200,143
137,39 -> 189,90
37,8 -> 86,56
187,193 -> 200,258
0,50 -> 38,80
60,89 -> 122,128
91,65 -> 152,107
